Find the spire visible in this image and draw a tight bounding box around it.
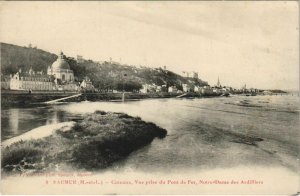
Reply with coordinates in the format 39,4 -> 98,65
217,76 -> 221,87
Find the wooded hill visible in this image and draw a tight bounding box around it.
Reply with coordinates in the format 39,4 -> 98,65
1,42 -> 208,91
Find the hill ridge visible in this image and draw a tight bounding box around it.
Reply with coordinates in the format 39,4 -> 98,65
1,42 -> 208,91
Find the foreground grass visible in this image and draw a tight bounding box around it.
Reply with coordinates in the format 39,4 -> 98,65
2,111 -> 167,174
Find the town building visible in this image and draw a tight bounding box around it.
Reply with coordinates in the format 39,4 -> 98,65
2,51 -> 82,92
10,71 -> 54,91
182,71 -> 199,79
168,86 -> 178,93
140,84 -> 149,93
194,86 -> 200,92
212,88 -> 220,93
198,86 -> 214,95
140,84 -> 158,93
80,76 -> 94,91
155,86 -> 163,92
76,55 -> 84,63
182,84 -> 192,92
47,52 -> 74,82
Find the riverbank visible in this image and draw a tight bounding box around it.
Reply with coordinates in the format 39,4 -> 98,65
2,122 -> 75,148
1,90 -> 223,107
1,111 -> 167,174
1,90 -> 81,107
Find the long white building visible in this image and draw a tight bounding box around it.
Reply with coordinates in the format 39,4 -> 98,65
2,52 -> 79,91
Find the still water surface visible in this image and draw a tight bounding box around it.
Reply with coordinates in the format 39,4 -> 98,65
2,95 -> 299,173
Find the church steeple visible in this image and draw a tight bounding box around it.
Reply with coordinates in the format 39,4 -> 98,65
217,76 -> 221,87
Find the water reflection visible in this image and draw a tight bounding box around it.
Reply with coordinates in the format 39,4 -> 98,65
1,106 -> 75,140
8,109 -> 19,135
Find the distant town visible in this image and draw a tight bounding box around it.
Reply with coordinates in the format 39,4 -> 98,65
1,43 -> 286,97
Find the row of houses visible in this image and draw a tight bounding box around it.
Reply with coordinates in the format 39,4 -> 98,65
139,81 -> 260,95
139,83 -> 228,94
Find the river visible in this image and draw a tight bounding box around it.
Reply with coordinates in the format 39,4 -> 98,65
1,95 -> 299,174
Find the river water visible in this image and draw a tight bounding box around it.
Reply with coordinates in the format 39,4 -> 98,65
1,95 -> 299,173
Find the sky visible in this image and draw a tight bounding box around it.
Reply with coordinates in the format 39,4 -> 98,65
0,1 -> 299,90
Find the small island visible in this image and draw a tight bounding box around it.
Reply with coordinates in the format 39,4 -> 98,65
2,111 -> 167,174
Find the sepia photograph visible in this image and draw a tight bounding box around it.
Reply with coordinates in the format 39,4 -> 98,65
0,1 -> 299,195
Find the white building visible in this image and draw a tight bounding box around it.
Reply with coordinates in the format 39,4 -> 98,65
181,71 -> 199,79
47,52 -> 74,82
80,77 -> 94,91
76,55 -> 84,63
182,84 -> 192,92
9,71 -> 54,91
7,52 -> 78,91
140,84 -> 148,93
194,86 -> 200,92
140,84 -> 158,93
168,86 -> 178,93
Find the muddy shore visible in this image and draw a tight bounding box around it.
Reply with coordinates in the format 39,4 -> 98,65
1,111 -> 167,174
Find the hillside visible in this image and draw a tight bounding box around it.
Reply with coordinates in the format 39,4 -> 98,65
1,43 -> 57,74
1,42 -> 209,91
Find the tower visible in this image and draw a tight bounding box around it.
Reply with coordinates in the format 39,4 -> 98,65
217,76 -> 221,87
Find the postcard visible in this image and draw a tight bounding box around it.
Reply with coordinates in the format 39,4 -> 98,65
0,1 -> 299,195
